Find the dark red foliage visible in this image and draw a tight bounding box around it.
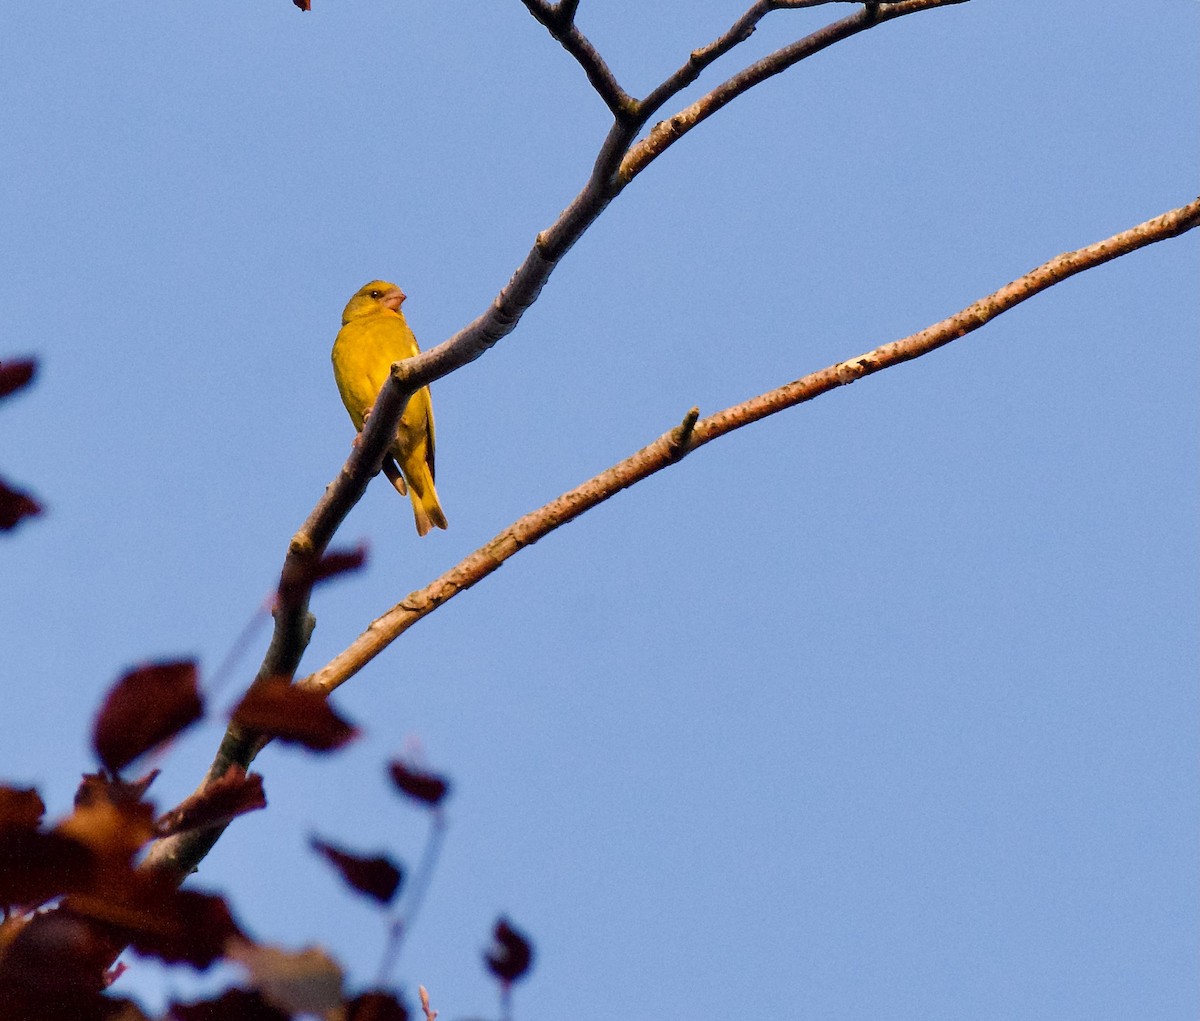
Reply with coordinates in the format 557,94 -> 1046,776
92,661 -> 203,773
292,0 -> 312,10
0,911 -> 130,1021
170,988 -> 290,1021
58,788 -> 156,869
277,543 -> 368,603
0,359 -> 36,399
76,770 -> 160,809
133,889 -> 243,968
156,767 -> 266,838
231,677 -> 358,752
484,917 -> 534,985
347,990 -> 410,1021
68,877 -> 243,969
310,543 -> 368,585
0,785 -> 45,829
0,358 -> 42,533
386,761 -> 450,807
0,478 -> 41,531
310,836 -> 403,906
0,827 -> 95,908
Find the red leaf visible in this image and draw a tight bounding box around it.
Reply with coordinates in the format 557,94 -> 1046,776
0,911 -> 125,1021
0,477 -> 42,531
310,836 -> 403,906
386,761 -> 449,807
484,917 -> 534,985
92,660 -> 203,773
75,770 -> 160,809
147,890 -> 243,967
56,791 -> 156,865
0,828 -> 95,908
347,990 -> 410,1021
69,877 -> 243,968
0,359 -> 36,399
170,988 -> 291,1021
0,785 -> 45,829
231,677 -> 358,752
277,543 -> 368,603
311,544 -> 368,584
156,767 -> 266,838
292,0 -> 312,10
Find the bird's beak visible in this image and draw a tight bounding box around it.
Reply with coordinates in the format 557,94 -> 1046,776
382,287 -> 406,311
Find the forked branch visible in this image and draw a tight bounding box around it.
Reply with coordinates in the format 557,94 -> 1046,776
241,0 -> 965,729
298,196 -> 1200,699
518,0 -> 637,118
627,0 -> 968,181
641,0 -> 866,119
141,0 -> 1012,884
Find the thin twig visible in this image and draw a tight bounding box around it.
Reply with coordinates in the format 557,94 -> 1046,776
640,0 -> 859,121
419,986 -> 438,1021
624,0 -> 969,183
518,0 -> 637,118
372,808 -> 447,986
354,1 -> 964,398
138,0 -> 980,884
299,197 -> 1200,698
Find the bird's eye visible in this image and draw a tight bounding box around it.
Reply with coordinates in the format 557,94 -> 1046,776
368,289 -> 382,299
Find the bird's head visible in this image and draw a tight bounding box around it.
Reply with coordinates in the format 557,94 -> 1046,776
342,280 -> 406,324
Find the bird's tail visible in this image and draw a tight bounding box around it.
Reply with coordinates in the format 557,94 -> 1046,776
406,469 -> 448,537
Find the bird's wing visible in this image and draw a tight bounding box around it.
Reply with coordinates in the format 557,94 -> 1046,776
425,396 -> 436,483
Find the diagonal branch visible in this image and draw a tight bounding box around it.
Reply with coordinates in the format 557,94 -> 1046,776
519,0 -> 637,118
298,196 -> 1200,699
640,0 -> 863,121
624,0 -> 969,183
373,1 -> 965,407
139,0 -> 979,884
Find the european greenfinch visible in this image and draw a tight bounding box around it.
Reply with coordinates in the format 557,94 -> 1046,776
332,280 -> 448,536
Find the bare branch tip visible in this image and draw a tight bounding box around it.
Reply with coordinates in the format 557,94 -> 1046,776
419,985 -> 438,1021
669,406 -> 701,460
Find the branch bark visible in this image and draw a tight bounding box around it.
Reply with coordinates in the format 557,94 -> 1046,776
299,196 -> 1200,699
624,0 -> 969,182
640,0 -> 867,123
136,0 -> 1033,884
518,0 -> 637,118
220,0 -> 964,762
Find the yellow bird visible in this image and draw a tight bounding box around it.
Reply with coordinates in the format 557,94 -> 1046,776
332,280 -> 448,536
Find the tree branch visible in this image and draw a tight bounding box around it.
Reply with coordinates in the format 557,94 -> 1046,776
624,0 -> 969,183
640,0 -> 861,120
518,0 -> 638,118
298,196 -> 1200,698
375,1 -> 963,406
138,0 -> 991,883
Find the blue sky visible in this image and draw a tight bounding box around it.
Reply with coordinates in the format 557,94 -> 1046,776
2,2 -> 1197,1018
